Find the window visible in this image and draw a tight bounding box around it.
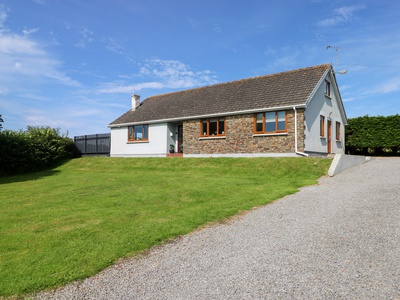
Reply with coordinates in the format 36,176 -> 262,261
325,80 -> 331,97
336,122 -> 341,140
200,117 -> 225,137
320,115 -> 325,137
128,125 -> 149,142
254,111 -> 287,134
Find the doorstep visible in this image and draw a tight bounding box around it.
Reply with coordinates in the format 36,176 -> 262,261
167,153 -> 183,158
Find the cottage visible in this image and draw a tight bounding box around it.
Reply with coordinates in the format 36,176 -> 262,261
108,64 -> 347,157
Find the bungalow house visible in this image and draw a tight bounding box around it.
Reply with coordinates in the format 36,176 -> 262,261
108,64 -> 347,157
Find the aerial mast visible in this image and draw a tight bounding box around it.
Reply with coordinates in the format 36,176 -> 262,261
326,45 -> 347,74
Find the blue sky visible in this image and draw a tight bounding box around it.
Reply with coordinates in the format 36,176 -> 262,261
0,0 -> 399,137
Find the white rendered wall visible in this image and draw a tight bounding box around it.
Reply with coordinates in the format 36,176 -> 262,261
110,123 -> 171,157
167,123 -> 177,151
304,75 -> 346,154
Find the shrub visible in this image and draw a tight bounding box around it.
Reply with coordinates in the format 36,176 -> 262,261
345,115 -> 400,155
0,126 -> 80,176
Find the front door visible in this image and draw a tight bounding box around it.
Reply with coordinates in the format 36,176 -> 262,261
177,125 -> 183,153
327,120 -> 332,154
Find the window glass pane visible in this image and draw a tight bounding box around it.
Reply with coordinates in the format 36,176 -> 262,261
325,80 -> 330,96
336,122 -> 340,140
202,120 -> 208,135
218,119 -> 225,135
143,125 -> 149,139
135,125 -> 143,139
320,116 -> 325,136
277,111 -> 286,131
209,118 -> 217,135
265,112 -> 276,132
128,127 -> 133,140
255,113 -> 263,132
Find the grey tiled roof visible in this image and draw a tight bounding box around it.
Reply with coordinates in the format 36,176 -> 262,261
109,64 -> 331,125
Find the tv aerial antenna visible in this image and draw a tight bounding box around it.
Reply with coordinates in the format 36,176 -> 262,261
326,45 -> 342,68
326,45 -> 347,74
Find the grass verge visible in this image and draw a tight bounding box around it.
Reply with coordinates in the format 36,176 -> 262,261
0,157 -> 331,297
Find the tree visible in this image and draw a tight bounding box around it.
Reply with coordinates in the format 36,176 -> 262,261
0,114 -> 3,132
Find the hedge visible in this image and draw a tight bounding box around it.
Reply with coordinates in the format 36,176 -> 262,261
345,115 -> 400,155
0,126 -> 80,176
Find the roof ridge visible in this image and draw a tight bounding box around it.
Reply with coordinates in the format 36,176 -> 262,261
146,63 -> 331,100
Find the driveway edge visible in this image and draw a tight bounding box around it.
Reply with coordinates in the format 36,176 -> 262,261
328,154 -> 371,176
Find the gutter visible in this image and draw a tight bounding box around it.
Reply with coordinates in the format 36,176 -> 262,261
293,106 -> 309,157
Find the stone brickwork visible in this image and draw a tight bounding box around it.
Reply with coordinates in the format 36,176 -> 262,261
296,108 -> 305,152
183,110 -> 305,155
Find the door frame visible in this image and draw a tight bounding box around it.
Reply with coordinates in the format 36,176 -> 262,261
327,120 -> 332,154
177,124 -> 183,153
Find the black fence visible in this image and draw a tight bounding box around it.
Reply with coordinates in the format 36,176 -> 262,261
74,133 -> 110,156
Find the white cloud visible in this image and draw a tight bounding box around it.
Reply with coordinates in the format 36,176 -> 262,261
317,4 -> 365,27
76,27 -> 94,48
263,45 -> 302,72
98,81 -> 164,94
342,97 -> 356,102
0,7 -> 80,88
143,59 -> 217,85
98,59 -> 218,94
22,27 -> 39,36
0,10 -> 7,29
370,77 -> 400,94
0,34 -> 44,55
103,37 -> 125,55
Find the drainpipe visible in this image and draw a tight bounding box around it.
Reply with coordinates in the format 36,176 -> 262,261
293,106 -> 309,157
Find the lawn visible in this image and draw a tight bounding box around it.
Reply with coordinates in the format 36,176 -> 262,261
0,157 -> 331,297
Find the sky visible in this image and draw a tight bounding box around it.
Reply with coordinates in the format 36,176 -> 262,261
0,0 -> 399,137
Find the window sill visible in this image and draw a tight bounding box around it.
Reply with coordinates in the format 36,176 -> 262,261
253,133 -> 288,137
127,140 -> 149,144
324,94 -> 332,99
320,136 -> 326,140
199,136 -> 226,140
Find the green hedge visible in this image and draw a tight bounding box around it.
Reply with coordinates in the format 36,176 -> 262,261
0,126 -> 80,176
345,115 -> 400,155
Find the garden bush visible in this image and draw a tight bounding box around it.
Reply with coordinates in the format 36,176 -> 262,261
345,115 -> 400,155
0,126 -> 80,176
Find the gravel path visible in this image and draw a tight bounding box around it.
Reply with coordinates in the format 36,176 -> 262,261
34,157 -> 400,300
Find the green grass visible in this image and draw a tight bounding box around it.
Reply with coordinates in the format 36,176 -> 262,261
0,157 -> 331,297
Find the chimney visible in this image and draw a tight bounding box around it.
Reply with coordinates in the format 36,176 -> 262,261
131,94 -> 140,111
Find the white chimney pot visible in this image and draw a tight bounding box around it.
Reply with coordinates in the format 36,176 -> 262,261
131,94 -> 140,111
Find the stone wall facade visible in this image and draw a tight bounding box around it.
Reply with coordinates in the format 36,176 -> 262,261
183,109 -> 305,155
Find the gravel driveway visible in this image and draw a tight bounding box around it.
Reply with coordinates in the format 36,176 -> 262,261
34,157 -> 400,300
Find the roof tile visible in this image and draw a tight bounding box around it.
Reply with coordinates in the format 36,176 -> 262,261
109,64 -> 330,125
